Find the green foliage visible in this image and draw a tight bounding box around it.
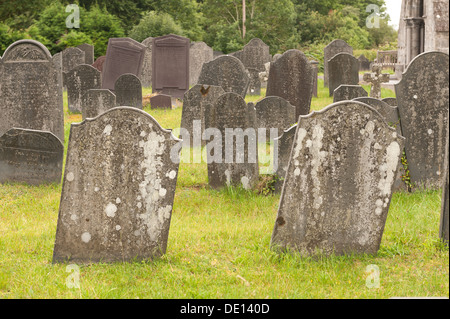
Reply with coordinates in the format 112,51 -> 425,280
0,23 -> 29,55
58,30 -> 93,48
128,11 -> 185,42
0,0 -> 52,30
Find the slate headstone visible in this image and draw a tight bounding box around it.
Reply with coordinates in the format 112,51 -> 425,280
81,89 -> 116,120
77,43 -> 95,65
114,73 -> 142,109
52,107 -> 182,263
310,60 -> 319,98
328,52 -> 360,97
64,64 -> 102,113
189,41 -> 213,86
241,38 -> 271,72
150,94 -> 172,110
324,39 -> 353,87
62,47 -> 85,74
333,85 -> 368,102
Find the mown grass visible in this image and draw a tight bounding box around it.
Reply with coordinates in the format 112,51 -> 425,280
0,79 -> 448,299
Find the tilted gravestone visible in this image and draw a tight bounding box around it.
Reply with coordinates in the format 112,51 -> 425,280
440,124 -> 449,244
64,64 -> 102,113
102,38 -> 146,91
150,94 -> 172,110
323,39 -> 353,87
77,43 -> 95,65
0,39 -> 64,144
62,47 -> 85,74
81,89 -> 116,120
189,41 -> 213,86
395,51 -> 449,190
328,52 -> 360,97
197,55 -> 250,98
273,124 -> 297,192
266,49 -> 314,119
114,73 -> 142,109
152,34 -> 190,99
205,92 -> 259,190
52,107 -> 182,263
271,101 -> 405,256
333,85 -> 368,102
180,84 -> 225,147
0,128 -> 63,185
140,37 -> 154,88
241,38 -> 271,72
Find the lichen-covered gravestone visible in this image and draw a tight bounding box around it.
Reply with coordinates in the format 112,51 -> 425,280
77,43 -> 95,65
333,85 -> 368,102
323,39 -> 353,87
328,52 -> 360,97
205,92 -> 259,190
395,51 -> 449,190
382,97 -> 397,106
62,47 -> 85,74
189,41 -> 213,86
271,101 -> 405,256
241,38 -> 271,72
114,73 -> 142,109
64,64 -> 102,113
358,54 -> 371,71
0,128 -> 63,185
81,89 -> 116,120
266,49 -> 314,119
140,37 -> 154,88
197,55 -> 250,98
246,68 -> 262,96
52,107 -> 182,263
0,39 -> 64,144
273,124 -> 297,192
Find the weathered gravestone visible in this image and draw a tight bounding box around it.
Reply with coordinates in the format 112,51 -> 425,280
189,41 -> 213,86
52,52 -> 64,119
102,38 -> 146,91
180,84 -> 225,147
246,68 -> 261,96
310,60 -> 319,98
81,89 -> 116,120
213,51 -> 224,59
324,39 -> 353,87
363,64 -> 390,99
64,64 -> 102,113
205,92 -> 259,189
0,39 -> 64,143
52,107 -> 182,263
77,43 -> 95,65
440,123 -> 449,244
382,97 -> 397,106
328,52 -> 360,97
0,128 -> 63,185
395,51 -> 449,190
272,54 -> 282,62
62,47 -> 85,74
92,55 -> 106,72
114,73 -> 142,109
152,34 -> 190,99
140,37 -> 154,88
150,94 -> 172,110
273,124 -> 297,192
266,49 -> 314,120
255,96 -> 296,142
271,101 -> 405,256
358,54 -> 371,71
333,85 -> 368,102
197,55 -> 250,98
241,38 -> 271,72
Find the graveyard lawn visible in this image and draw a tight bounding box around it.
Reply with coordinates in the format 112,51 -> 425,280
0,80 -> 447,299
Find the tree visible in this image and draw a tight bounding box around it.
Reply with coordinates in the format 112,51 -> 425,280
128,11 -> 185,42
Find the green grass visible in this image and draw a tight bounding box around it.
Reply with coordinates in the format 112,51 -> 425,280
0,80 -> 448,299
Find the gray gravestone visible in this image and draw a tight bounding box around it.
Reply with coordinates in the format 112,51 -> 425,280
266,49 -> 314,119
152,34 -> 190,99
114,73 -> 142,109
52,52 -> 64,120
197,55 -> 250,98
140,37 -> 154,88
62,47 -> 85,74
358,54 -> 371,71
395,51 -> 449,190
328,52 -> 360,97
271,101 -> 405,256
81,89 -> 116,120
189,41 -> 213,86
102,38 -> 146,91
382,97 -> 397,106
213,51 -> 224,59
0,40 -> 64,144
310,60 -> 319,98
205,92 -> 259,189
0,128 -> 63,185
150,94 -> 172,110
333,85 -> 368,102
241,38 -> 271,72
274,124 -> 297,192
77,43 -> 95,65
64,64 -> 102,113
272,54 -> 282,62
440,123 -> 449,244
246,68 -> 262,96
52,107 -> 182,263
324,39 -> 353,87
180,84 -> 225,147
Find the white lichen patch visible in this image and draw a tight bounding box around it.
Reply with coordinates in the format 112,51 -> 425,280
105,202 -> 117,218
167,170 -> 177,179
225,169 -> 232,186
115,225 -> 121,231
81,232 -> 91,243
103,124 -> 113,136
308,125 -> 328,210
241,176 -> 250,189
116,197 -> 121,204
377,141 -> 401,196
159,188 -> 167,197
66,172 -> 75,182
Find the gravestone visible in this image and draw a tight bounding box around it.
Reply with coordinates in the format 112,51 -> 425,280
114,73 -> 142,109
272,54 -> 282,62
189,41 -> 213,86
52,52 -> 64,119
64,64 -> 102,113
363,64 -> 390,99
140,37 -> 154,88
323,39 -> 353,87
0,128 -> 63,185
62,47 -> 85,73
0,39 -> 64,143
241,38 -> 271,72
205,92 -> 259,190
274,124 -> 297,192
152,34 -> 190,99
52,107 -> 182,263
102,38 -> 146,91
440,124 -> 449,244
255,96 -> 296,142
92,55 -> 106,72
266,49 -> 314,119
81,89 -> 116,120
180,84 -> 225,147
395,51 -> 449,190
333,85 -> 368,102
328,52 -> 360,97
213,51 -> 224,59
77,43 -> 95,65
246,68 -> 261,96
271,101 -> 405,256
150,94 -> 172,110
358,54 -> 371,71
197,55 -> 250,98
382,97 -> 397,106
310,60 -> 319,98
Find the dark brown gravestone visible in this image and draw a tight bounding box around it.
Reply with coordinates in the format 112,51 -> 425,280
150,94 -> 172,110
323,39 -> 353,87
81,89 -> 116,120
395,51 -> 449,190
77,43 -> 95,65
152,34 -> 190,99
62,47 -> 85,74
92,55 -> 106,72
0,128 -> 63,185
102,38 -> 146,91
52,107 -> 182,264
140,37 -> 154,88
333,85 -> 368,102
114,73 -> 143,109
266,49 -> 314,120
328,52 -> 360,97
64,64 -> 102,113
0,39 -> 64,144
